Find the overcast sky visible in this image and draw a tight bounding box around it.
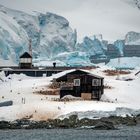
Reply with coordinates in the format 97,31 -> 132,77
0,0 -> 140,42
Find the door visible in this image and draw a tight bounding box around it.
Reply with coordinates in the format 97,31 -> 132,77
92,90 -> 99,100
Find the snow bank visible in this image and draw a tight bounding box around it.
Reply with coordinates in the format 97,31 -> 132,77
0,67 -> 140,121
106,57 -> 140,69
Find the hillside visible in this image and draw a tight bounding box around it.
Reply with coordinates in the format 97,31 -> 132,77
0,67 -> 140,121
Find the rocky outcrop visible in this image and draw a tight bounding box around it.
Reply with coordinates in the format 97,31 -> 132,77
93,121 -> 115,130
125,31 -> 140,45
1,114 -> 140,130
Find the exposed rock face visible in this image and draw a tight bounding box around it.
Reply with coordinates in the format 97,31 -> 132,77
133,0 -> 140,9
93,121 -> 116,130
125,31 -> 140,45
1,114 -> 140,130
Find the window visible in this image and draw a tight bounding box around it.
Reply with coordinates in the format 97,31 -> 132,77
92,79 -> 101,86
20,58 -> 32,63
74,79 -> 80,86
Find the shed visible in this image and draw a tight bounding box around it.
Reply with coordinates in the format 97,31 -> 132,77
19,52 -> 32,69
55,69 -> 104,100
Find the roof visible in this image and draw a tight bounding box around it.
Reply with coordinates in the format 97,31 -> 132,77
135,71 -> 140,76
20,52 -> 32,58
53,69 -> 104,80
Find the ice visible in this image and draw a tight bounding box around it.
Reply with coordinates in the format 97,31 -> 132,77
76,36 -> 105,56
0,5 -> 140,67
106,57 -> 140,69
0,5 -> 77,64
114,40 -> 125,56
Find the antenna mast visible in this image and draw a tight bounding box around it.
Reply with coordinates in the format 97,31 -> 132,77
117,56 -> 120,79
29,39 -> 32,57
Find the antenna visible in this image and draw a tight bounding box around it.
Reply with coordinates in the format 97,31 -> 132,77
117,56 -> 121,80
29,39 -> 32,57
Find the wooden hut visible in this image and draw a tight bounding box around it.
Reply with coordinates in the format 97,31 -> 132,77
19,52 -> 32,69
55,69 -> 104,100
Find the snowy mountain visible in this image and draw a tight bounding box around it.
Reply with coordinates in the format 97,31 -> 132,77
0,9 -> 29,63
0,4 -> 140,66
0,5 -> 77,64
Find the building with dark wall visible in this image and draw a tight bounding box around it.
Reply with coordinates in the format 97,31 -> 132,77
106,44 -> 119,58
124,45 -> 140,57
19,52 -> 32,69
55,69 -> 104,100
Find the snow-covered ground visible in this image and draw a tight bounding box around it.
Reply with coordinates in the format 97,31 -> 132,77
0,58 -> 17,66
106,57 -> 140,69
0,67 -> 140,121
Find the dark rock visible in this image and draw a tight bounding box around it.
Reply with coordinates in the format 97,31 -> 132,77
9,121 -> 22,129
68,115 -> 78,127
78,118 -> 96,127
26,121 -> 52,129
124,116 -> 137,126
0,121 -> 10,129
0,114 -> 139,129
135,114 -> 140,124
93,121 -> 116,130
100,115 -> 137,126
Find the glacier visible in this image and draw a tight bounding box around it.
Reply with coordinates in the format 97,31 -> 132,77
114,40 -> 125,56
0,5 -> 77,65
76,36 -> 106,57
0,5 -> 140,67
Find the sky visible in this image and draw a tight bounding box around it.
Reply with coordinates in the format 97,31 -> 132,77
0,0 -> 140,42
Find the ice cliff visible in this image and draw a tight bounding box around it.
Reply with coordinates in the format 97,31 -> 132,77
0,5 -> 140,66
0,5 -> 77,64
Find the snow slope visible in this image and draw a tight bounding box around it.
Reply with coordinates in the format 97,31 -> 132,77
0,67 -> 140,121
106,57 -> 140,69
0,11 -> 28,63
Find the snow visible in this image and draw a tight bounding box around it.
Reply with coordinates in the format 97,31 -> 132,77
61,95 -> 82,100
106,57 -> 140,69
0,11 -> 29,62
0,58 -> 17,66
0,67 -> 140,121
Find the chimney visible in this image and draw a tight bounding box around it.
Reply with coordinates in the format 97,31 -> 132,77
53,62 -> 56,68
